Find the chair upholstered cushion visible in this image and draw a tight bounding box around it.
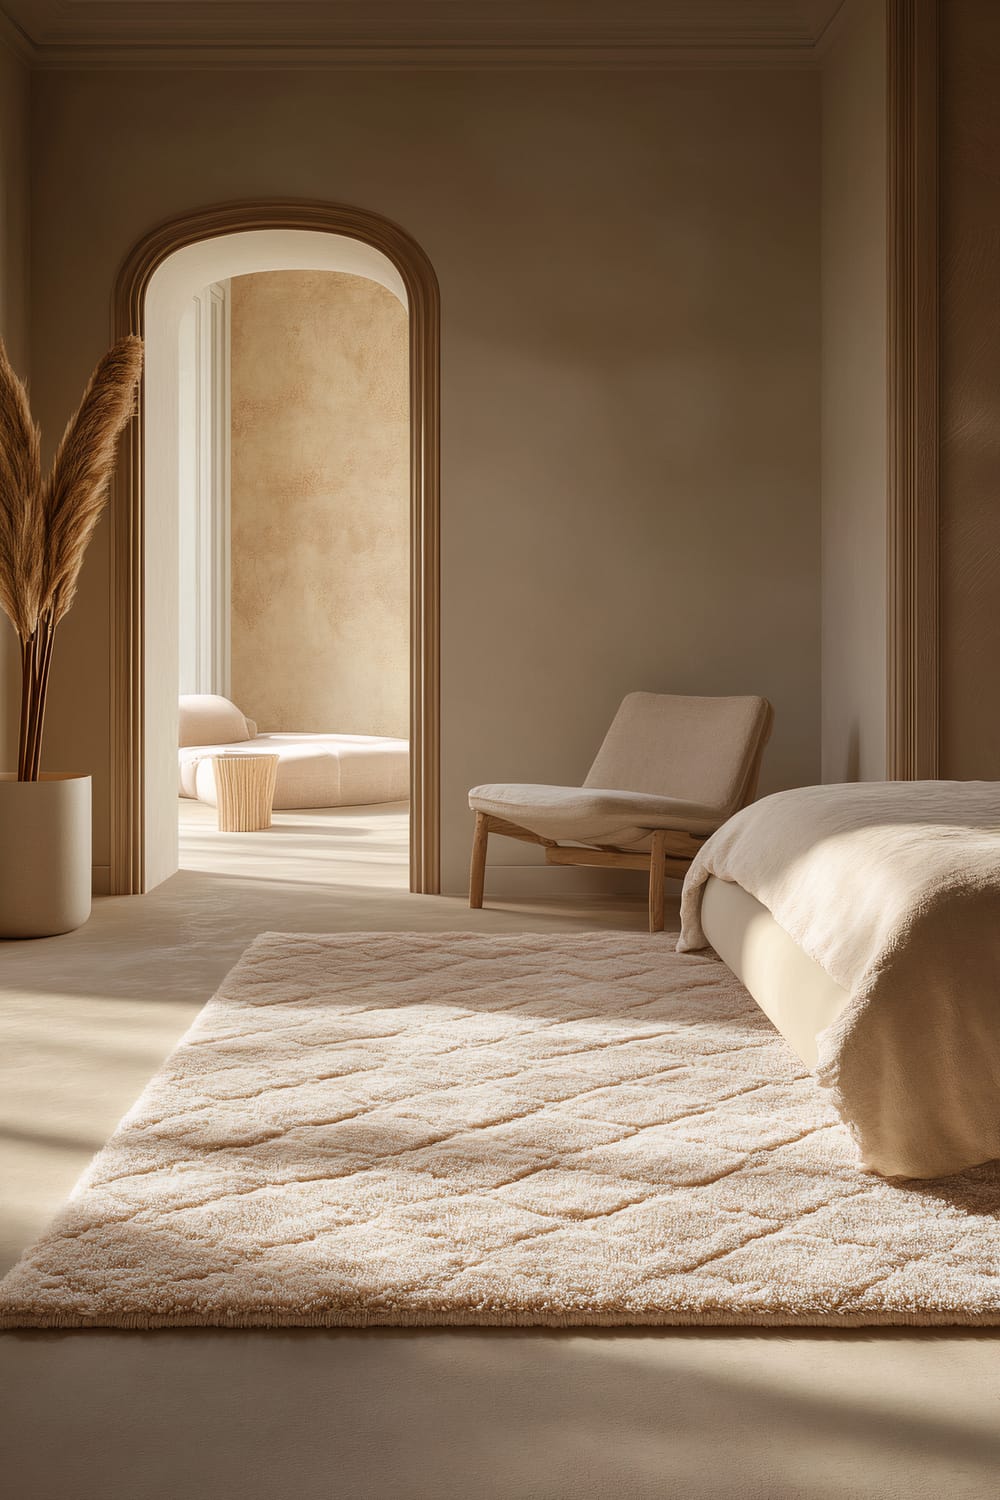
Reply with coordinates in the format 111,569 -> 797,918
468,783 -> 723,848
584,692 -> 771,814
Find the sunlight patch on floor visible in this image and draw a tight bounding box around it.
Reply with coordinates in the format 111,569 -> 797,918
178,797 -> 410,887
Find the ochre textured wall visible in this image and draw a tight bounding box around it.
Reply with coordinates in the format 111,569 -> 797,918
228,270 -> 408,738
939,0 -> 1000,778
27,68 -> 820,891
819,0 -> 887,783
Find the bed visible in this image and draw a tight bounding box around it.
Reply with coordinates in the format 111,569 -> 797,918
679,781 -> 1000,1179
178,695 -> 409,810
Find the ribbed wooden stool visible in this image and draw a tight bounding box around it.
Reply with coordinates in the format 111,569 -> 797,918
211,754 -> 280,833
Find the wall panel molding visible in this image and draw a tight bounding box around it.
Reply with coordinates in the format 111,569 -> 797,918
886,0 -> 939,778
111,200 -> 440,895
177,280 -> 231,698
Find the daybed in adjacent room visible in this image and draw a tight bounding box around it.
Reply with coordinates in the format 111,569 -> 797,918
679,780 -> 1000,1180
178,694 -> 409,809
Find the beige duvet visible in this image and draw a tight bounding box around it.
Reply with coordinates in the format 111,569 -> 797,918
679,781 -> 1000,1179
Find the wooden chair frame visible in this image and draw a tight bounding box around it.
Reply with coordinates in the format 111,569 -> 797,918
469,813 -> 707,933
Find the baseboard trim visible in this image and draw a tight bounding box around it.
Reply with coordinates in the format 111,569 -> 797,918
451,862 -> 680,900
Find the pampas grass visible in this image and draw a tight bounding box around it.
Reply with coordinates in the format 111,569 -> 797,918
0,336 -> 143,780
0,343 -> 42,642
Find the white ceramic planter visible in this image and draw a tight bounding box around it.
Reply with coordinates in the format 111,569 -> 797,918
0,773 -> 92,938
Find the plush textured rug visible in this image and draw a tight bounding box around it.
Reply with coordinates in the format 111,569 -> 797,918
2,931 -> 999,1330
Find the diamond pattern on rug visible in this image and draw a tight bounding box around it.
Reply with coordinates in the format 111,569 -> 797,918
1,931 -> 999,1328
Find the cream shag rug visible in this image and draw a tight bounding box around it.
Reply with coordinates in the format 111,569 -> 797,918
2,932 -> 999,1330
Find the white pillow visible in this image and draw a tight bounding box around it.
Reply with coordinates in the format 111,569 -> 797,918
178,694 -> 252,748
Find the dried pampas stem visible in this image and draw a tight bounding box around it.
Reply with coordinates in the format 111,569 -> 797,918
41,336 -> 144,624
0,335 -> 143,781
0,343 -> 43,641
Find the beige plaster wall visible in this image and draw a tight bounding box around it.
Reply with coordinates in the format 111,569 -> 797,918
26,68 -> 821,893
228,270 -> 409,739
819,0 -> 888,784
0,34 -> 30,773
939,0 -> 1000,779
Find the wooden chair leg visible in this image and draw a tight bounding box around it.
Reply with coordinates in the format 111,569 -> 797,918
469,811 -> 490,909
648,830 -> 667,933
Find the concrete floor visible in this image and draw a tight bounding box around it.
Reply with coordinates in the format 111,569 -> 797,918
1,802 -> 999,1500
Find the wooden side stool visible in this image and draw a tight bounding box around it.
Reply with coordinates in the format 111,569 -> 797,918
211,754 -> 280,832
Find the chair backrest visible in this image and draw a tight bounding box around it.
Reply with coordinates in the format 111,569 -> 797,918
584,692 -> 773,816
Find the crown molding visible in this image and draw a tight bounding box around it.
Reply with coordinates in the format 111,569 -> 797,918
0,2 -> 849,70
810,0 -> 852,59
13,48 -> 833,71
0,7 -> 33,62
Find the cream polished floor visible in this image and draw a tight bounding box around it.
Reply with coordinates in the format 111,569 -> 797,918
1,802 -> 998,1500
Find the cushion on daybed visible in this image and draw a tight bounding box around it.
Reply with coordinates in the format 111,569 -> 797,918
178,694 -> 253,748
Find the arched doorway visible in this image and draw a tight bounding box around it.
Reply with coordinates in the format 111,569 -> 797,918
110,201 -> 440,895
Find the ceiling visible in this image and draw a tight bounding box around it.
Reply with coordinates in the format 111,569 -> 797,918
0,0 -> 848,68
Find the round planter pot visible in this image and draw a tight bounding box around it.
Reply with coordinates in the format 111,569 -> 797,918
0,773 -> 92,939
